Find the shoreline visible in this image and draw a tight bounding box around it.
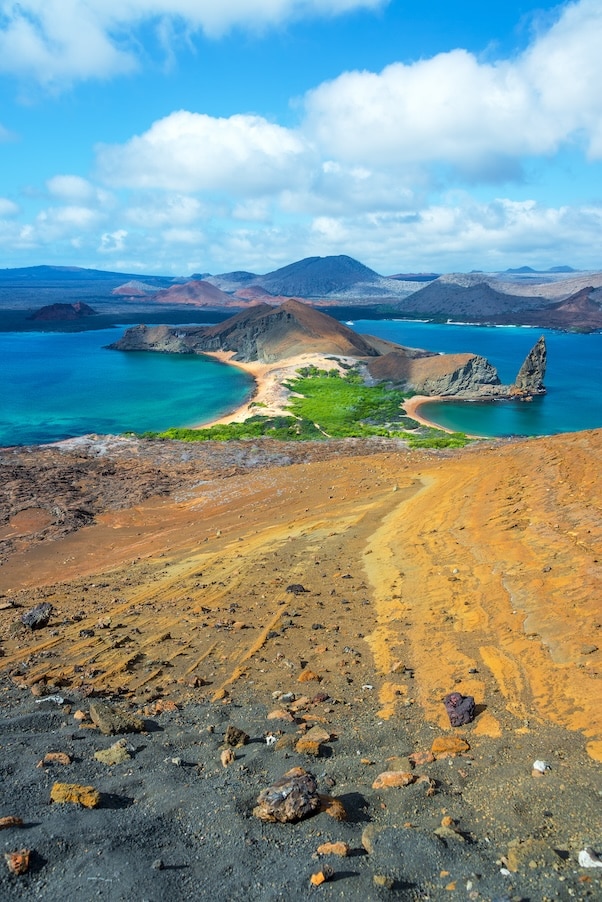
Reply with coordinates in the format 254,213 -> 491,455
402,394 -> 452,432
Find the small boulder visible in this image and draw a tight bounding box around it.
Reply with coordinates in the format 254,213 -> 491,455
20,602 -> 53,630
89,702 -> 144,736
253,768 -> 320,823
50,782 -> 101,808
443,692 -> 475,727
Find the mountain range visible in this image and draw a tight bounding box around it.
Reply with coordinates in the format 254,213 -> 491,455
1,255 -> 602,331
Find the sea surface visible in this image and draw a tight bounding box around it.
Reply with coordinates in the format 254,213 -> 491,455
352,320 -> 602,437
0,327 -> 254,446
1,320 -> 601,446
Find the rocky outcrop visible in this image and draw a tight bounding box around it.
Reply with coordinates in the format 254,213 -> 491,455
109,302 -> 548,401
109,299 -> 380,362
514,336 -> 546,394
28,301 -> 97,321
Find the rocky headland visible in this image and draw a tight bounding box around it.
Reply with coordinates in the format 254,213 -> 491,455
108,299 -> 547,401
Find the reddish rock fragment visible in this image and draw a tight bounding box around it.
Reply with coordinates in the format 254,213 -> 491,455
0,817 -> 23,830
431,736 -> 470,759
4,849 -> 30,875
319,794 -> 347,821
50,782 -> 101,808
316,841 -> 349,857
37,752 -> 71,768
372,771 -> 415,789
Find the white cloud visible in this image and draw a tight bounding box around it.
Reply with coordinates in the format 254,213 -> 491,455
99,229 -> 128,253
46,174 -> 113,206
303,0 -> 602,175
97,111 -> 310,195
0,1 -> 387,85
124,193 -> 206,227
0,197 -> 19,216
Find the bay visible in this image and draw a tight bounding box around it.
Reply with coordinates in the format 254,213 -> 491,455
1,319 -> 600,446
353,320 -> 602,437
0,327 -> 254,446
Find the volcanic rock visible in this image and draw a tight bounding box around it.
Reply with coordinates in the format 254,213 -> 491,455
253,767 -> 321,823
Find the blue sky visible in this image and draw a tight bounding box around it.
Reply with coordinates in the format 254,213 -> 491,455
0,0 -> 601,276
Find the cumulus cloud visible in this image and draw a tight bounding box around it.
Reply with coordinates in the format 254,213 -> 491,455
0,0 -> 387,85
0,197 -> 19,217
97,111 -> 310,195
303,0 -> 602,175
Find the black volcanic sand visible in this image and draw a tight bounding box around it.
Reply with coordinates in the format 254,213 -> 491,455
1,676 -> 601,901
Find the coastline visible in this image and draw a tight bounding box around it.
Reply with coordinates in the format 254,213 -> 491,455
402,394 -> 451,432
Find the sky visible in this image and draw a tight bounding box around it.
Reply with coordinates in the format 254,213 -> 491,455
0,0 -> 601,277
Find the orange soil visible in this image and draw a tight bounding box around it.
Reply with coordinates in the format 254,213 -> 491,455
1,430 -> 601,760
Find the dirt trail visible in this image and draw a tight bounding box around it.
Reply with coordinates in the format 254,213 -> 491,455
1,431 -> 600,764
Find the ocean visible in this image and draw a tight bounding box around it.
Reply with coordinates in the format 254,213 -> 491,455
1,320 -> 600,446
0,326 -> 254,446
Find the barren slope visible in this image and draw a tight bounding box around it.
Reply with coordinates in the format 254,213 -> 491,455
1,430 -> 600,762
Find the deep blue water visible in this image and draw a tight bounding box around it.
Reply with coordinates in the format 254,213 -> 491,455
1,321 -> 601,446
353,320 -> 602,437
0,327 -> 254,446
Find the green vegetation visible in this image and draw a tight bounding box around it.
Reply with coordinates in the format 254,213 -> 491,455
137,365 -> 470,449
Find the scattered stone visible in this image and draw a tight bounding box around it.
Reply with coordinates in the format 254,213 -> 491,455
319,795 -> 347,821
0,817 -> 23,830
578,848 -> 602,868
286,584 -> 308,595
532,759 -> 551,776
267,708 -> 295,722
295,738 -> 322,756
89,702 -> 144,736
20,602 -> 53,630
223,725 -> 249,748
140,699 -> 178,717
373,874 -> 394,889
372,771 -> 415,789
73,710 -> 88,722
151,859 -> 164,871
275,734 -> 296,751
443,692 -> 475,727
34,694 -> 64,706
37,752 -> 71,767
253,767 -> 321,823
431,736 -> 470,759
50,782 -> 101,808
386,755 -> 413,772
212,688 -> 229,702
4,849 -> 30,875
304,725 -> 332,743
316,841 -> 349,857
310,866 -> 333,886
409,750 -> 435,766
221,748 -> 236,767
94,739 -> 133,765
362,824 -> 381,854
298,670 -> 321,683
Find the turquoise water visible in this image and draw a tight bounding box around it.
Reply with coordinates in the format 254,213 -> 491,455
354,320 -> 602,437
1,321 -> 601,445
0,328 -> 254,446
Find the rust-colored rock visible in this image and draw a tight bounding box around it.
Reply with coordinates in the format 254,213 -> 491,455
50,782 -> 101,808
319,794 -> 347,820
297,669 -> 320,683
316,841 -> 349,857
0,817 -> 23,830
223,725 -> 249,748
221,748 -> 235,767
372,771 -> 415,789
310,866 -> 333,886
431,736 -> 470,759
295,738 -> 322,756
37,752 -> 71,767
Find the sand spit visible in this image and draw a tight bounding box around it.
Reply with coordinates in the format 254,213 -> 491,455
0,430 -> 601,899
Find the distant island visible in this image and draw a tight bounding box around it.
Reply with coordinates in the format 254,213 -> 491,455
27,301 -> 98,322
109,299 -> 547,438
2,255 -> 601,332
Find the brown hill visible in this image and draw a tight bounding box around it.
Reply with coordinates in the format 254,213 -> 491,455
27,301 -> 97,321
494,286 -> 602,331
152,279 -> 242,307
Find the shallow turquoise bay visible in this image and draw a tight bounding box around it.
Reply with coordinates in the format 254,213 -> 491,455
0,327 -> 254,446
1,320 -> 601,446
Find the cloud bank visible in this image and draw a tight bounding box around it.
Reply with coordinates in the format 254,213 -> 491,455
1,0 -> 601,273
0,0 -> 387,85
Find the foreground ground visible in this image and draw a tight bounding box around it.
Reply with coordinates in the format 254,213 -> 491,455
0,430 -> 601,900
